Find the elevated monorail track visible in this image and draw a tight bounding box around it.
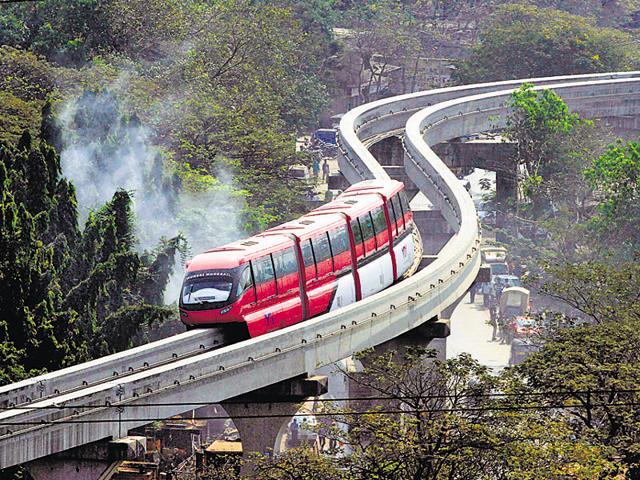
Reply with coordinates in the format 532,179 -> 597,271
2,72 -> 640,469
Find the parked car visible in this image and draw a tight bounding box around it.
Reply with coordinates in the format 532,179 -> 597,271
492,274 -> 521,298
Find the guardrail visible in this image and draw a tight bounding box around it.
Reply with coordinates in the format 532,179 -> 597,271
2,73 -> 640,469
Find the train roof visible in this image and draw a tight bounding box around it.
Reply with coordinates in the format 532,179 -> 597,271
264,212 -> 346,241
309,192 -> 383,218
186,179 -> 406,273
187,233 -> 294,271
339,179 -> 404,198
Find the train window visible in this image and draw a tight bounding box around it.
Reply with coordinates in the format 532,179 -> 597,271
329,226 -> 349,255
313,234 -> 332,263
392,194 -> 405,229
273,247 -> 298,292
359,214 -> 374,241
372,206 -> 387,236
351,219 -> 363,245
253,255 -> 275,285
358,213 -> 376,254
301,239 -> 317,280
387,199 -> 398,235
273,247 -> 298,277
237,265 -> 254,296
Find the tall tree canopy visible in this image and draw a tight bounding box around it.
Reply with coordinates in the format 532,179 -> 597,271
0,125 -> 183,386
455,4 -> 640,84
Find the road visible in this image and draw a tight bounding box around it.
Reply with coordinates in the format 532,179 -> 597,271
447,292 -> 511,372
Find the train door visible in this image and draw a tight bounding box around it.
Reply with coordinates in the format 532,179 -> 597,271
306,232 -> 336,317
272,246 -> 303,327
236,264 -> 256,306
371,206 -> 389,249
359,213 -> 377,256
328,225 -> 356,310
251,254 -> 282,333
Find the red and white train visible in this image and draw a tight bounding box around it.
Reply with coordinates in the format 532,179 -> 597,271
179,180 -> 421,338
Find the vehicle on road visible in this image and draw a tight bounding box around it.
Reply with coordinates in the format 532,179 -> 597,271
510,338 -> 539,366
312,128 -> 338,145
499,287 -> 538,342
179,180 -> 421,338
481,246 -> 507,264
492,274 -> 521,298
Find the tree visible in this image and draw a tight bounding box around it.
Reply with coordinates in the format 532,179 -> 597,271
513,318 -> 640,476
455,4 -> 640,84
185,348 -> 623,479
584,140 -> 640,254
537,260 -> 640,323
343,2 -> 422,102
0,0 -> 114,65
102,0 -> 326,229
0,124 -> 185,385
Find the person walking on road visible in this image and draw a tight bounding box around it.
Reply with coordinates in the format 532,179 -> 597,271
469,283 -> 477,303
489,303 -> 498,341
322,158 -> 330,182
312,158 -> 320,178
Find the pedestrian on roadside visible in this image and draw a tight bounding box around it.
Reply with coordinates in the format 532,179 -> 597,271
324,189 -> 334,202
497,316 -> 507,344
322,158 -> 330,182
312,158 -> 320,178
489,303 -> 498,341
290,418 -> 299,446
469,283 -> 477,303
328,421 -> 337,451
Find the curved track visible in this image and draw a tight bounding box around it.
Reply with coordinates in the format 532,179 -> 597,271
2,72 -> 640,469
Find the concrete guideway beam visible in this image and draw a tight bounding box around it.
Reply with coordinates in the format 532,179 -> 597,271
0,328 -> 224,411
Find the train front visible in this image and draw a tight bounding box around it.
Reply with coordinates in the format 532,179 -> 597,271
178,251 -> 250,335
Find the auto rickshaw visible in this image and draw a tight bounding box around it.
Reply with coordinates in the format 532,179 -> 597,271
498,287 -> 537,343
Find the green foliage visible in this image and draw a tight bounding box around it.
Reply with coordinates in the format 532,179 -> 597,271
0,0 -> 114,66
506,84 -> 597,219
0,125 -> 185,385
538,261 -> 640,323
514,317 -> 640,474
198,347 -> 626,479
455,4 -> 640,84
585,141 -> 640,253
0,92 -> 41,144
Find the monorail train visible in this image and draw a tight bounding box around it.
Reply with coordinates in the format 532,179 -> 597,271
179,180 -> 422,338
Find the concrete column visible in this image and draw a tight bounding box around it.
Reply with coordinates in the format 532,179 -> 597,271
495,166 -> 517,241
221,375 -> 328,475
369,136 -> 404,166
26,437 -> 145,480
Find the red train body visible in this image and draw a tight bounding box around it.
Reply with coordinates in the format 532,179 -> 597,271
179,180 -> 418,338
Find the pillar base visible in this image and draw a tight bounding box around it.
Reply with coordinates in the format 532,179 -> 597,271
221,375 -> 328,475
25,436 -> 146,480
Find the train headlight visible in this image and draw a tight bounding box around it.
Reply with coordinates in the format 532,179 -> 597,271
220,306 -> 232,315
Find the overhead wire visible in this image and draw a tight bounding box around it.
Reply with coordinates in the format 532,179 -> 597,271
3,388 -> 640,411
3,400 -> 640,427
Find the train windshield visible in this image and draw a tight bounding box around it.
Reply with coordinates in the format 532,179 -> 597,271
181,270 -> 238,308
182,279 -> 233,305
